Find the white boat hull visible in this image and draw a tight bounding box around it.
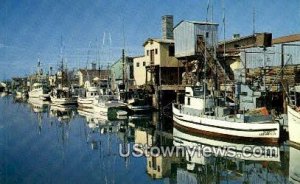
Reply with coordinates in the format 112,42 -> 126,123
288,105 -> 300,145
29,89 -> 49,100
172,104 -> 279,143
78,97 -> 94,108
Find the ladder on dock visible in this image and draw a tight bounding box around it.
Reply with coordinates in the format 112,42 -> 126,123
289,86 -> 297,107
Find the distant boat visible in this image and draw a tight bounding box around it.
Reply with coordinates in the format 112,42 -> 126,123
28,82 -> 50,100
127,89 -> 152,112
77,86 -> 99,108
50,88 -> 77,105
93,95 -> 126,116
172,86 -> 280,144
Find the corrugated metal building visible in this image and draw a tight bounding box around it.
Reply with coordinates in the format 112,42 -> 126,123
240,41 -> 300,69
174,20 -> 218,58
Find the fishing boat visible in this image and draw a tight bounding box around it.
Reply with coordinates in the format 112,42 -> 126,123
50,87 -> 77,105
172,85 -> 280,144
93,94 -> 126,116
28,82 -> 50,100
287,85 -> 300,146
77,86 -> 99,108
127,89 -> 152,112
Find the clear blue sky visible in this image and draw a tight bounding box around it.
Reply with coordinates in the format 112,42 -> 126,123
0,0 -> 299,79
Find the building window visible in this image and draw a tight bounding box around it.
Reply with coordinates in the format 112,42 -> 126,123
149,161 -> 151,168
157,166 -> 160,172
150,50 -> 154,62
136,62 -> 140,67
143,61 -> 146,66
188,97 -> 190,105
169,45 -> 175,56
147,50 -> 149,56
155,49 -> 158,54
206,32 -> 209,38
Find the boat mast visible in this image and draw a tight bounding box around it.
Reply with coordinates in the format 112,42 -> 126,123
222,0 -> 227,105
203,0 -> 210,114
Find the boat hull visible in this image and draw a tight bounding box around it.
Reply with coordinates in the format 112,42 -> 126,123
28,87 -> 50,100
78,97 -> 94,108
172,104 -> 280,144
288,105 -> 300,145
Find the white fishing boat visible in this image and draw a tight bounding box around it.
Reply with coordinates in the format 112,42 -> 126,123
50,87 -> 77,105
172,86 -> 280,144
127,89 -> 152,112
28,82 -> 50,100
77,86 -> 99,108
93,95 -> 126,116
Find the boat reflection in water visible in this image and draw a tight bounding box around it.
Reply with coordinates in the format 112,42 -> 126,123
28,97 -> 49,113
49,104 -> 77,122
78,107 -> 127,150
172,127 -> 286,183
27,97 -> 50,134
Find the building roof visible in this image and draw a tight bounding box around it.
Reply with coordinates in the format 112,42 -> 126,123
143,38 -> 174,46
174,20 -> 219,29
272,34 -> 300,44
132,55 -> 144,59
78,69 -> 110,79
218,33 -> 269,45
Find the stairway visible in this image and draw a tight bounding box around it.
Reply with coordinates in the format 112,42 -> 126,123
197,41 -> 231,83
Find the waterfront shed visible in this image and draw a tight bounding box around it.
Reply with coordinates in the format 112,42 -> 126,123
174,20 -> 218,58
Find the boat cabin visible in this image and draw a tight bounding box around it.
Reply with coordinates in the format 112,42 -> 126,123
184,86 -> 214,111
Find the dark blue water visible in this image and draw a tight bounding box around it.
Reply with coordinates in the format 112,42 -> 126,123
0,95 -> 297,184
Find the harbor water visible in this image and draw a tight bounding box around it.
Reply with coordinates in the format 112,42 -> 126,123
0,94 -> 297,184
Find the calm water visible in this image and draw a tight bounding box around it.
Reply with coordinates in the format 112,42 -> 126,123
0,95 -> 298,184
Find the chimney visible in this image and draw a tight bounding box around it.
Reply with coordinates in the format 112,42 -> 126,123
162,15 -> 174,40
91,63 -> 96,70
